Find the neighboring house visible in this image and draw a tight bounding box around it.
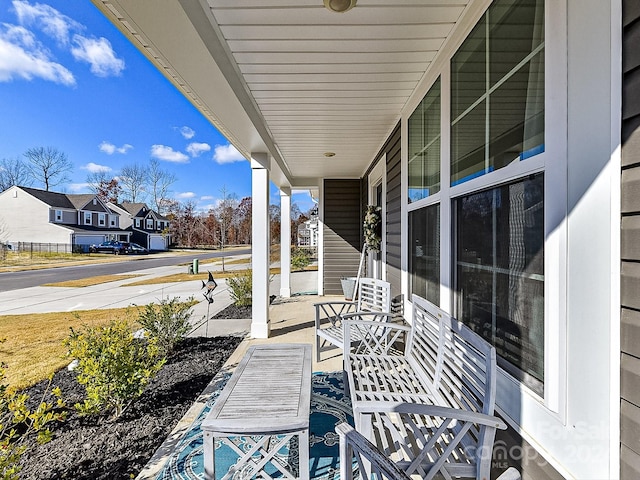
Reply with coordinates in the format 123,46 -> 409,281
297,218 -> 318,247
108,202 -> 170,251
0,186 -> 130,250
86,0 -> 638,478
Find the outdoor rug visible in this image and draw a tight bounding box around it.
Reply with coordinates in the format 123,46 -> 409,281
156,371 -> 354,480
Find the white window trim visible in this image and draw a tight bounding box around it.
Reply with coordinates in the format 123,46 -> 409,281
401,0 -> 567,423
55,210 -> 62,222
98,213 -> 106,226
368,155 -> 387,281
84,211 -> 91,225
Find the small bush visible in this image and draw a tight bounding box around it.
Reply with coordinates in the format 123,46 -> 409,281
0,340 -> 66,479
65,319 -> 165,419
137,297 -> 194,356
227,270 -> 252,306
291,247 -> 311,271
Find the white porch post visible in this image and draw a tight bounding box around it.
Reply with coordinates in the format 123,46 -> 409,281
280,187 -> 292,298
251,153 -> 271,338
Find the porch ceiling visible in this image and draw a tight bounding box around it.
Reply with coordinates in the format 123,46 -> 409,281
91,0 -> 472,189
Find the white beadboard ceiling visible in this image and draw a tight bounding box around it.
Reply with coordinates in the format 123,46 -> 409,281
91,0 -> 472,189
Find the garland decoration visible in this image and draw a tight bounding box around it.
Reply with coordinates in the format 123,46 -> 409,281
363,205 -> 382,253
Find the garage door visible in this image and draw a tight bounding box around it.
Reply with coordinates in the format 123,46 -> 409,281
149,236 -> 166,251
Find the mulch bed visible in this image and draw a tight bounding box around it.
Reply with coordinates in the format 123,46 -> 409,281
17,332 -> 243,480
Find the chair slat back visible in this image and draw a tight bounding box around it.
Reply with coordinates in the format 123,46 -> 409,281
405,295 -> 442,389
357,278 -> 392,313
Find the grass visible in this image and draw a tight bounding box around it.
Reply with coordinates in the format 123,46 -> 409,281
0,307 -> 135,390
43,274 -> 142,287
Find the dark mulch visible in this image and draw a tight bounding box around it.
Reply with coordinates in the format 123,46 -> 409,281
212,304 -> 252,319
17,335 -> 242,480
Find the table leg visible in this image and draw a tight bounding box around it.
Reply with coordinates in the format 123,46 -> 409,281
204,431 -> 216,480
299,428 -> 310,480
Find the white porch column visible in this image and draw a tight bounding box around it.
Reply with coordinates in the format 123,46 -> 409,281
251,153 -> 270,338
280,187 -> 292,297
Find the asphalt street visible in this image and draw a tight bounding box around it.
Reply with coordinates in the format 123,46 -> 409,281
0,249 -> 250,293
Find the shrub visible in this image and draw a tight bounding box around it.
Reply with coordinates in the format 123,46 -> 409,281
0,340 -> 66,479
291,247 -> 311,271
227,270 -> 252,306
136,297 -> 194,356
65,319 -> 165,418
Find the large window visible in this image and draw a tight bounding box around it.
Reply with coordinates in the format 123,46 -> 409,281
455,174 -> 544,392
408,78 -> 440,203
451,0 -> 544,186
409,205 -> 440,305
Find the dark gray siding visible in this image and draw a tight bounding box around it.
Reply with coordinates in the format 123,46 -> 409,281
323,179 -> 362,295
622,0 -> 640,477
385,123 -> 402,298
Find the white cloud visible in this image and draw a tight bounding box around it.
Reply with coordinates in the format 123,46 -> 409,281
150,145 -> 189,164
177,191 -> 196,199
99,141 -> 132,155
213,144 -> 245,165
0,25 -> 75,85
200,195 -> 214,201
68,182 -> 90,192
71,35 -> 124,77
13,0 -> 82,45
186,142 -> 211,157
81,162 -> 111,173
179,126 -> 195,139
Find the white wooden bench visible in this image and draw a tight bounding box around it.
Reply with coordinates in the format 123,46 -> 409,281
337,422 -> 521,480
343,294 -> 507,480
314,277 -> 391,362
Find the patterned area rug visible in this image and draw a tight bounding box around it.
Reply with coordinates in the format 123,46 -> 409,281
156,372 -> 353,480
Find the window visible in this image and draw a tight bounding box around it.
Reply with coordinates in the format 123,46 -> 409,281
84,212 -> 91,225
146,218 -> 154,229
135,219 -> 141,228
408,78 -> 441,202
455,173 -> 544,392
451,0 -> 544,186
98,213 -> 105,226
409,205 -> 440,305
55,210 -> 62,222
110,216 -> 116,227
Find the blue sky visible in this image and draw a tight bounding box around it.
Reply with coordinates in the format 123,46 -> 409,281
0,0 -> 313,213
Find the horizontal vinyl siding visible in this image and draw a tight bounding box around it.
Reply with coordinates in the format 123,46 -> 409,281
621,1 -> 640,477
385,123 -> 402,298
323,179 -> 361,295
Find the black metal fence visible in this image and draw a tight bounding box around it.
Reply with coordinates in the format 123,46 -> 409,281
10,242 -> 77,254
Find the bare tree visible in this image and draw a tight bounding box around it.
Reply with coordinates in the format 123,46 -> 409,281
119,163 -> 148,203
23,147 -> 72,191
147,159 -> 176,214
0,156 -> 32,192
214,186 -> 239,271
86,172 -> 121,204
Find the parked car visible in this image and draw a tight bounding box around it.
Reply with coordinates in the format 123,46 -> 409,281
125,242 -> 148,255
89,241 -> 129,254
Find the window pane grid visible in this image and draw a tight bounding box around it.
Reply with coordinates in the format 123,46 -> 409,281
451,0 -> 544,187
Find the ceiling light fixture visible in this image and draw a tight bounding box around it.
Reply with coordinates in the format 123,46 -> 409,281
324,152 -> 336,157
323,0 -> 357,13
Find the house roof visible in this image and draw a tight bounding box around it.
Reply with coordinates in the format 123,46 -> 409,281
117,202 -> 148,217
20,186 -> 77,209
114,202 -> 170,221
19,187 -> 110,212
89,0 -> 474,191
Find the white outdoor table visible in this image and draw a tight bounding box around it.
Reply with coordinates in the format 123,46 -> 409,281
202,343 -> 312,480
